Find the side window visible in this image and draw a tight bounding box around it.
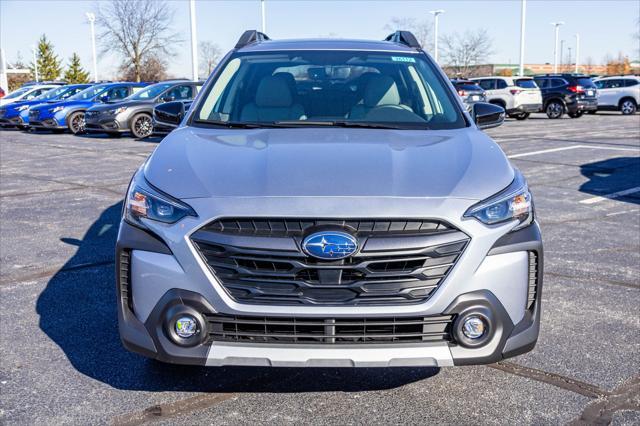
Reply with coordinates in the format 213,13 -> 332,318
609,79 -> 624,88
595,80 -> 605,89
25,89 -> 43,99
166,85 -> 194,101
550,78 -> 566,88
625,79 -> 639,87
108,86 -> 130,100
496,79 -> 508,89
477,79 -> 495,90
534,78 -> 547,88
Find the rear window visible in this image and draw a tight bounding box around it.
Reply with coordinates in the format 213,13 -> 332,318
454,83 -> 482,91
515,79 -> 538,89
575,77 -> 595,88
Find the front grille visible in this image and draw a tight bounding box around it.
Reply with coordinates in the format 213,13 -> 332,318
527,251 -> 539,310
192,217 -> 469,306
205,314 -> 454,344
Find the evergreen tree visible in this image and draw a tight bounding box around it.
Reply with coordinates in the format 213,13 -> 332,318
63,53 -> 90,83
30,34 -> 62,81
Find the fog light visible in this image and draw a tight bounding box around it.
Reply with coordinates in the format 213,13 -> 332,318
462,315 -> 486,339
175,316 -> 198,338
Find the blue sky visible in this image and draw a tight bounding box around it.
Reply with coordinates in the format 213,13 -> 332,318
1,0 -> 639,78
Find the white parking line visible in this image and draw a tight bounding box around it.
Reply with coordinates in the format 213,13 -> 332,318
509,144 -> 640,158
579,187 -> 640,204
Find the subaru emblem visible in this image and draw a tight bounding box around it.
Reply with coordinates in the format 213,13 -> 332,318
302,231 -> 358,260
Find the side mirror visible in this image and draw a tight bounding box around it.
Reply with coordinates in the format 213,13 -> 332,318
100,95 -> 110,103
154,101 -> 185,126
473,102 -> 505,130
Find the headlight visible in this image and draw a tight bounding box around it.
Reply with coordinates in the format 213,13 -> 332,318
124,169 -> 196,227
464,169 -> 533,230
16,105 -> 30,111
109,106 -> 128,115
51,106 -> 65,113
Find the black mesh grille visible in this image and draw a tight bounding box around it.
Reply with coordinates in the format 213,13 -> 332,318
119,250 -> 133,311
527,251 -> 539,310
192,217 -> 469,306
205,314 -> 454,344
201,218 -> 454,237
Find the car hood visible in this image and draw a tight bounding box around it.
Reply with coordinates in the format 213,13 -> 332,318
89,100 -> 153,112
144,127 -> 514,201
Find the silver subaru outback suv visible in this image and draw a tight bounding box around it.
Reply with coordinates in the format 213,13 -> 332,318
116,31 -> 543,367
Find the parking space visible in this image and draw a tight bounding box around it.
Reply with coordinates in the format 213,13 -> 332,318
1,113 -> 639,424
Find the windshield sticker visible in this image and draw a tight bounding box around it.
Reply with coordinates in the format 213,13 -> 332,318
391,56 -> 416,63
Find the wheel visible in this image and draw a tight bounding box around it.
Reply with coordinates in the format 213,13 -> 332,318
545,101 -> 564,119
587,110 -> 597,115
568,111 -> 584,118
515,112 -> 530,120
620,99 -> 637,115
68,111 -> 86,134
130,113 -> 154,138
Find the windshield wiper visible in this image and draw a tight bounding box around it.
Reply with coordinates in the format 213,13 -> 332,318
193,120 -> 284,129
274,120 -> 426,130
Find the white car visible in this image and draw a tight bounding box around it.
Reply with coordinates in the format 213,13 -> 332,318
471,76 -> 543,120
593,76 -> 639,115
0,84 -> 61,106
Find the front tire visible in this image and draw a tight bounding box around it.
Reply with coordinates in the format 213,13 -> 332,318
545,101 -> 564,119
620,99 -> 637,115
130,113 -> 153,139
68,111 -> 86,134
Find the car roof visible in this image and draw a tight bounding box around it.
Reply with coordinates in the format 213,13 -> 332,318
595,75 -> 639,80
237,38 -> 419,53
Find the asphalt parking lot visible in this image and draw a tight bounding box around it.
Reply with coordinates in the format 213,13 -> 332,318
1,113 -> 639,425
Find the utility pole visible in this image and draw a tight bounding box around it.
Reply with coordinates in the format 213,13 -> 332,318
551,22 -> 564,73
518,0 -> 527,76
567,46 -> 572,72
189,0 -> 198,81
261,0 -> 267,33
31,45 -> 38,82
86,12 -> 98,82
429,9 -> 445,63
574,33 -> 580,73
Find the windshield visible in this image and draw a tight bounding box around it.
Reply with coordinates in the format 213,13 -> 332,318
129,83 -> 173,100
36,86 -> 82,101
68,84 -> 110,100
4,87 -> 31,100
193,50 -> 466,130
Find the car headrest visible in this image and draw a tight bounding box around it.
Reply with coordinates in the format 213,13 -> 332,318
364,75 -> 401,107
256,75 -> 294,107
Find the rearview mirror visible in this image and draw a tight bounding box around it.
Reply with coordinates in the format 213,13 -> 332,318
472,102 -> 505,130
154,101 -> 185,126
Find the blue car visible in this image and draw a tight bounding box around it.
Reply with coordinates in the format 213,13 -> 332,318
28,82 -> 148,134
0,84 -> 92,129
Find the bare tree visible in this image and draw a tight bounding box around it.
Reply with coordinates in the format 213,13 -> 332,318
199,41 -> 222,77
96,0 -> 179,82
583,56 -> 595,74
440,29 -> 494,77
118,54 -> 169,82
385,17 -> 432,51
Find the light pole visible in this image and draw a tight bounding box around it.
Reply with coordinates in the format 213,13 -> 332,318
86,12 -> 98,82
551,21 -> 564,73
560,39 -> 565,71
518,0 -> 527,76
574,33 -> 580,73
31,45 -> 38,82
261,0 -> 267,33
189,0 -> 198,81
429,9 -> 444,63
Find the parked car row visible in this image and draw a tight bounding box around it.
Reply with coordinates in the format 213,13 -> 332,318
450,74 -> 639,120
0,79 -> 203,138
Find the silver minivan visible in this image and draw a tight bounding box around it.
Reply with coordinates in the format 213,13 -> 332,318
116,31 -> 543,367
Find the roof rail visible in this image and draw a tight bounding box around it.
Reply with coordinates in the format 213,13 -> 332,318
235,30 -> 270,49
384,31 -> 421,49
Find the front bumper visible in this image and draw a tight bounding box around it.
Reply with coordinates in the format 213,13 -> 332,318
116,209 -> 543,367
0,115 -> 24,127
85,113 -> 129,133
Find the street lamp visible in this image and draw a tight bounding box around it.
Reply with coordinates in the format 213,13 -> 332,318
574,33 -> 580,73
550,21 -> 564,73
31,45 -> 38,82
86,12 -> 98,82
429,9 -> 445,63
261,0 -> 267,33
518,0 -> 527,76
189,0 -> 198,81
